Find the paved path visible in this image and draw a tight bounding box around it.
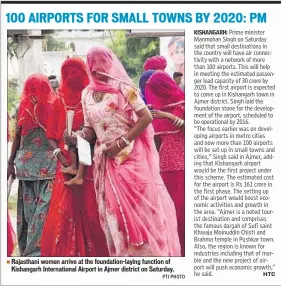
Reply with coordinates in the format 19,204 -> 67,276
8,142 -> 19,197
8,142 -> 18,233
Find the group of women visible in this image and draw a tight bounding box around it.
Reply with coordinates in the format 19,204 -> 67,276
7,46 -> 185,257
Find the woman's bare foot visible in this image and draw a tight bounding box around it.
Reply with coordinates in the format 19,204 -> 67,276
62,166 -> 77,175
64,176 -> 84,186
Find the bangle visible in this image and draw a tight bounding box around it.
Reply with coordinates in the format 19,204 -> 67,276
173,117 -> 184,127
120,135 -> 130,146
8,158 -> 14,165
116,139 -> 121,149
52,148 -> 61,159
81,131 -> 86,139
176,119 -> 184,127
173,117 -> 180,126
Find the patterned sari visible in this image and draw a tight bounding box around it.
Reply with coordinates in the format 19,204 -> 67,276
15,74 -> 57,256
83,46 -> 181,256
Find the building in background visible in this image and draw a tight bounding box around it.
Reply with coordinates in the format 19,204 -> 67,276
42,30 -> 111,78
127,29 -> 185,80
8,29 -> 185,98
7,30 -> 111,88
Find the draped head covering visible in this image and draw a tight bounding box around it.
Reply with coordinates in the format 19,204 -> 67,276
17,74 -> 56,136
139,70 -> 155,104
48,57 -> 90,139
58,57 -> 89,107
145,71 -> 185,134
86,45 -> 133,94
86,45 -> 153,137
143,56 -> 167,71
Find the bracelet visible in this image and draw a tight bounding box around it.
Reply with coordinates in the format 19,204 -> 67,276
173,117 -> 180,126
173,117 -> 184,127
116,139 -> 121,149
80,131 -> 86,139
178,119 -> 184,127
120,135 -> 130,146
8,158 -> 14,165
52,148 -> 62,159
53,149 -> 61,159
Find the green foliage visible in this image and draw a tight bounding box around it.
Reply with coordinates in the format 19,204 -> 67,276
8,78 -> 20,113
44,34 -> 67,51
7,37 -> 18,59
106,30 -> 159,85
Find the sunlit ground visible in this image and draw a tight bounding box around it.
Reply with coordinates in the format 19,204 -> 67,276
8,142 -> 19,256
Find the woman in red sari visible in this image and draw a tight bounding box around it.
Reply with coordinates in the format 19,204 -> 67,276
145,71 -> 185,256
41,57 -> 108,256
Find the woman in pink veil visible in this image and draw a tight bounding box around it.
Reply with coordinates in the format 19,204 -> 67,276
64,46 -> 181,256
145,71 -> 185,256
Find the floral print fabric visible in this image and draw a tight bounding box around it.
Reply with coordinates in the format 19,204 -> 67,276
82,79 -> 181,256
17,179 -> 54,256
15,128 -> 56,180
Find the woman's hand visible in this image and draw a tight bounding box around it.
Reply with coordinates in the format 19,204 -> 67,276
104,141 -> 121,158
151,110 -> 172,119
63,130 -> 77,147
48,138 -> 70,168
7,163 -> 15,180
151,109 -> 184,130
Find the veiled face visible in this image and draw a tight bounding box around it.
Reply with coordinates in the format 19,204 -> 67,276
62,65 -> 86,90
87,48 -> 113,82
90,54 -> 112,82
24,76 -> 52,101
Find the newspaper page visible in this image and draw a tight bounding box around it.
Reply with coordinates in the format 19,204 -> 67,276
1,1 -> 280,285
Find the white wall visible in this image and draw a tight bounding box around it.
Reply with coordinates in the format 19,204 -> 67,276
8,32 -> 110,85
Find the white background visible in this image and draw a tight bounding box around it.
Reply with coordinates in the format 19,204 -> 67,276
1,3 -> 281,286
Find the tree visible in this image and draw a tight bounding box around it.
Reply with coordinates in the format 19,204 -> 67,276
8,78 -> 20,113
8,78 -> 20,141
7,37 -> 18,59
44,34 -> 67,51
105,30 -> 159,85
